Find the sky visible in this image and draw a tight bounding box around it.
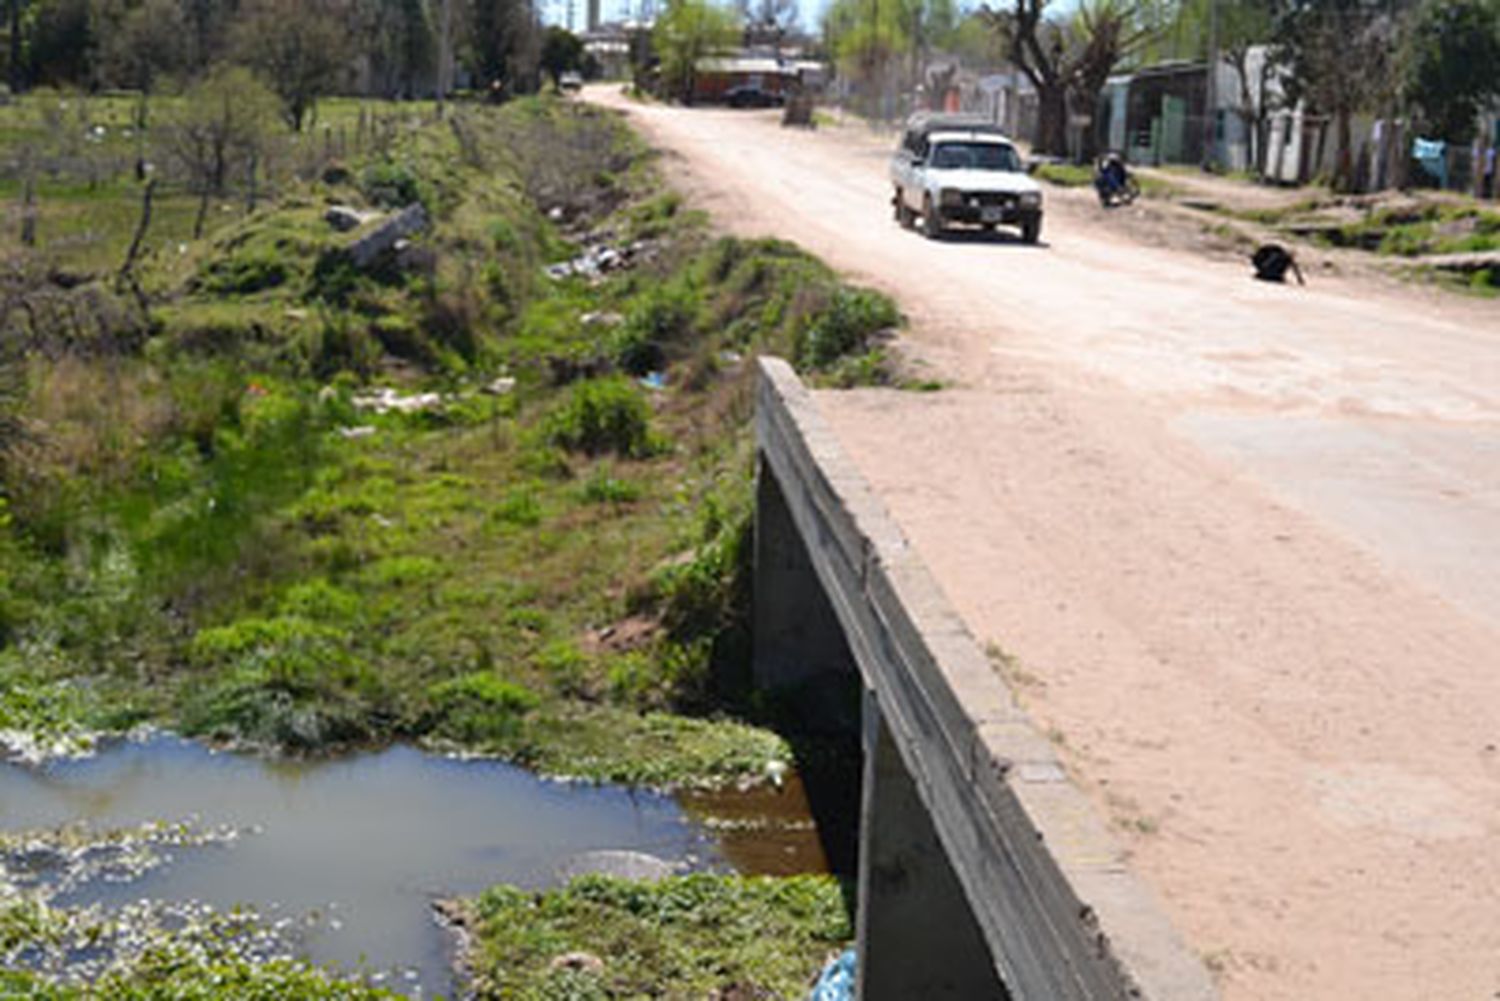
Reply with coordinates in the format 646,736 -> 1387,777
539,0 -> 1074,37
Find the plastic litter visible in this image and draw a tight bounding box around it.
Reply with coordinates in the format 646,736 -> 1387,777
808,948 -> 856,1001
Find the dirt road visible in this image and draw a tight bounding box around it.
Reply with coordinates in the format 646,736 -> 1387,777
589,89 -> 1500,1001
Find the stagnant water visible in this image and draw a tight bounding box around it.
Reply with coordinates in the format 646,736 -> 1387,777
0,734 -> 829,997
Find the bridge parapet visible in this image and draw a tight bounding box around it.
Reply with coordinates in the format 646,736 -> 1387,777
753,357 -> 1217,1001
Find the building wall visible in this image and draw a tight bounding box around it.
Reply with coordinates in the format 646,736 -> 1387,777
691,70 -> 790,103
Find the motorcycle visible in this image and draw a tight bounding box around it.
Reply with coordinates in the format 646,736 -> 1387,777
1094,153 -> 1140,208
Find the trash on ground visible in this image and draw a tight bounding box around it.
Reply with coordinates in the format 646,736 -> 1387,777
352,387 -> 446,415
808,948 -> 856,1001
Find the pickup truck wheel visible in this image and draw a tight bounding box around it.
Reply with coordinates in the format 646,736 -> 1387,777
922,197 -> 943,240
893,189 -> 915,228
1020,216 -> 1042,244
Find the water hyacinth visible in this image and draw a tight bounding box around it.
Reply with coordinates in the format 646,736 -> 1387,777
0,819 -> 394,996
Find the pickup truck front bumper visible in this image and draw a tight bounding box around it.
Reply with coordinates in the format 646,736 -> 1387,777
938,192 -> 1039,227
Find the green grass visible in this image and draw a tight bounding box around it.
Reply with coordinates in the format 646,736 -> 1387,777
0,86 -> 893,998
1033,162 -> 1093,187
0,93 -> 901,787
467,874 -> 851,998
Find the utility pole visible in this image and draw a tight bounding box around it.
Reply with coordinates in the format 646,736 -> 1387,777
1202,0 -> 1219,170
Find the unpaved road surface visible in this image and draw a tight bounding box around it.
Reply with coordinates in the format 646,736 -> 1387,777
589,89 -> 1500,1001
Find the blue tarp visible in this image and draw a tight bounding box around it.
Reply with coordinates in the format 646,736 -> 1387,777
808,948 -> 856,1001
1412,137 -> 1448,188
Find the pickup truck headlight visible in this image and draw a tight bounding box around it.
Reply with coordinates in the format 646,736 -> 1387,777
1019,191 -> 1042,209
939,188 -> 963,207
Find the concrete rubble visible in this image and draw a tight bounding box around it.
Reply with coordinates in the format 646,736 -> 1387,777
348,204 -> 430,268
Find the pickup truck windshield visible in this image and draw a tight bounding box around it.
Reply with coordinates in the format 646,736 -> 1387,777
929,142 -> 1021,172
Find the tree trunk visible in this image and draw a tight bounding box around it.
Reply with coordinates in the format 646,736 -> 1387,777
8,0 -> 22,95
1035,82 -> 1068,157
211,136 -> 227,194
20,173 -> 34,248
194,188 -> 211,239
1333,108 -> 1353,193
120,179 -> 157,279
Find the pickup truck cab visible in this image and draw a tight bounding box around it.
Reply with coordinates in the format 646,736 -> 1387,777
890,113 -> 1043,243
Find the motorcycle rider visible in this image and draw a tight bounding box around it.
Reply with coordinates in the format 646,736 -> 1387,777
1094,151 -> 1131,205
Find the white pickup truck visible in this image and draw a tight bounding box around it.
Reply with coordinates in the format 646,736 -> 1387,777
890,114 -> 1043,244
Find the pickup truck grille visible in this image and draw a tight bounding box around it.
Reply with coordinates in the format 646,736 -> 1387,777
967,192 -> 1016,208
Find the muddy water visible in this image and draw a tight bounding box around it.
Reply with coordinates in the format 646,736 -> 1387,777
0,734 -> 808,997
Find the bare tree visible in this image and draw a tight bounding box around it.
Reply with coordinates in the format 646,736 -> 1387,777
982,0 -> 1151,157
165,66 -> 281,237
1272,0 -> 1399,192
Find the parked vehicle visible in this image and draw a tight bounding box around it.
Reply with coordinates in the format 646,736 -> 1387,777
889,113 -> 1044,243
725,84 -> 784,109
1094,152 -> 1139,207
558,71 -> 584,93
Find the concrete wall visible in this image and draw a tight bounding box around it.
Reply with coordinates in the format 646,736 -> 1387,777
753,357 -> 1218,1001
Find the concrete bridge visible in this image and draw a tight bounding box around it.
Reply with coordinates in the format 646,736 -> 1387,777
752,358 -> 1219,1001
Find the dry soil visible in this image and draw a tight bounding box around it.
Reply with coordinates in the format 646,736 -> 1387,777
589,88 -> 1500,1001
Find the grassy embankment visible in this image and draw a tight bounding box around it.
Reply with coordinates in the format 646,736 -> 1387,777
1031,160 -> 1179,198
1232,196 -> 1500,294
0,90 -> 892,994
0,92 -> 905,778
1032,155 -> 1499,294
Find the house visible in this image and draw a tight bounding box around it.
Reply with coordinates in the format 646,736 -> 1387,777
689,53 -> 824,104
1100,49 -> 1313,182
582,20 -> 647,81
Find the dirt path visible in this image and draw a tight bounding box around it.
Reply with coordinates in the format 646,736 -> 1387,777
587,89 -> 1500,1001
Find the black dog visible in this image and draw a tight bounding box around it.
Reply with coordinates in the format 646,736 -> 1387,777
1252,243 -> 1305,285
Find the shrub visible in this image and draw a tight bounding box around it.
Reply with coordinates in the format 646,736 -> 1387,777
360,160 -> 425,209
200,246 -> 290,295
279,578 -> 360,622
534,640 -> 592,698
425,671 -> 540,744
545,377 -> 663,458
794,287 -> 899,370
493,487 -> 543,527
308,250 -> 362,304
578,466 -> 640,504
614,283 -> 696,375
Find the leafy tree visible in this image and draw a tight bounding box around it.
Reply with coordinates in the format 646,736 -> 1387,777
233,0 -> 349,130
824,0 -> 912,105
981,0 -> 1152,157
26,0 -> 94,86
8,0 -> 22,93
468,0 -> 540,97
97,0 -> 192,94
654,0 -> 738,104
356,0 -> 439,98
1272,0 -> 1400,191
539,24 -> 582,88
822,0 -> 969,115
1217,0 -> 1281,175
183,0 -> 240,70
1404,0 -> 1500,144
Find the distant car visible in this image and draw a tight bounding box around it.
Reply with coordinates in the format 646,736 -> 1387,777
724,85 -> 783,109
559,71 -> 584,92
